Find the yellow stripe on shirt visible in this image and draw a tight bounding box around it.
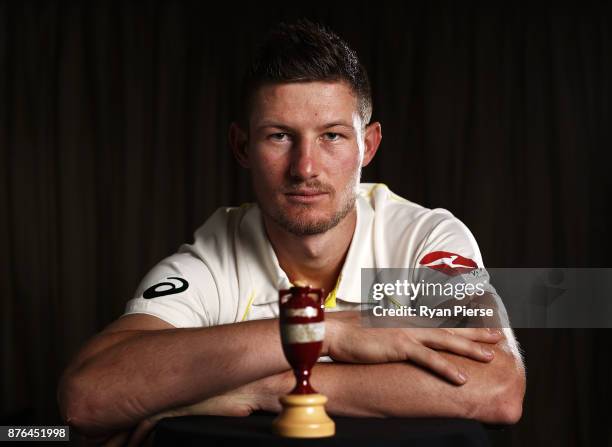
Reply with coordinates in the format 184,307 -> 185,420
241,290 -> 256,321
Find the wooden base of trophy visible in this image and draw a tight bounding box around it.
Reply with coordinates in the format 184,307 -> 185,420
272,393 -> 335,438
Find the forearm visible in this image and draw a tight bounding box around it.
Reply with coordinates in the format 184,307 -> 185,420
266,343 -> 525,424
60,319 -> 289,436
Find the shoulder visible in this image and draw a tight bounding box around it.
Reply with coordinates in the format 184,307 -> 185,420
359,182 -> 458,230
191,204 -> 254,243
358,183 -> 483,268
125,204 -> 257,328
180,204 -> 256,266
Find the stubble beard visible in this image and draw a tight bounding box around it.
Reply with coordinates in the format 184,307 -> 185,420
262,172 -> 361,237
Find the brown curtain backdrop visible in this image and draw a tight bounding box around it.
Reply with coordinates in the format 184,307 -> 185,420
1,1 -> 610,445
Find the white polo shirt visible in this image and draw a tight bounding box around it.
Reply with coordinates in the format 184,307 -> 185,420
123,183 -> 486,328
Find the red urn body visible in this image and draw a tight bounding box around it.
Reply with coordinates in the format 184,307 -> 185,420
278,285 -> 325,395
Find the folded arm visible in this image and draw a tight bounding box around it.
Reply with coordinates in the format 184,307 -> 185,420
302,328 -> 525,423
122,327 -> 524,446
60,311 -> 524,445
57,314 -> 291,439
320,305 -> 523,419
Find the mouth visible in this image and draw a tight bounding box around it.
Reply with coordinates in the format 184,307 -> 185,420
284,190 -> 329,204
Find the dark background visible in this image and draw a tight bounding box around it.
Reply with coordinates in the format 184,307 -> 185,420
1,1 -> 611,445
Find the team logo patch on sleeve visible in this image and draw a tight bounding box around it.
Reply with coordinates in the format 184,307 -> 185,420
143,277 -> 189,299
419,251 -> 477,276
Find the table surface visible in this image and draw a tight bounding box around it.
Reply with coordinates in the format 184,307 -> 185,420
152,411 -> 491,447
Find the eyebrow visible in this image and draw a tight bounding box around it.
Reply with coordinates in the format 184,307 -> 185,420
255,121 -> 355,132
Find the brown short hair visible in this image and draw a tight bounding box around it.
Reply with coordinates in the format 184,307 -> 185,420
240,19 -> 372,128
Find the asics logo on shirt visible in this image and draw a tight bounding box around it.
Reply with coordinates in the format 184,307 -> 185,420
143,277 -> 189,299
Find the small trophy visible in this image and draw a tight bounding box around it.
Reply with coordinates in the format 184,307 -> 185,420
272,281 -> 335,438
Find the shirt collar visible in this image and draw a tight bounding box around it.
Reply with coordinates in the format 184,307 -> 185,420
245,193 -> 374,306
334,194 -> 375,303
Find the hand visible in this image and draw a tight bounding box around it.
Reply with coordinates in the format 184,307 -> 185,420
325,311 -> 503,385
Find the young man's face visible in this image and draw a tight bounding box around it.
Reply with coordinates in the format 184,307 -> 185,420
238,81 -> 378,236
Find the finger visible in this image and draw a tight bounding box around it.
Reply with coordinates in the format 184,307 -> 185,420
423,330 -> 496,362
405,345 -> 468,385
443,328 -> 503,344
127,418 -> 158,447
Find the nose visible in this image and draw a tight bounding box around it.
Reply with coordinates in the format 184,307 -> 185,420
289,137 -> 319,181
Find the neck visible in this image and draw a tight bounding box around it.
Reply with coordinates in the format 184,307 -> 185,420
263,208 -> 357,295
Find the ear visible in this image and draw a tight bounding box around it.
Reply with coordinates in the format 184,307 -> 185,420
229,122 -> 250,168
362,121 -> 382,167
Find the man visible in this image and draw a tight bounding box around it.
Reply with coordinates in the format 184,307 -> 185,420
58,20 -> 525,445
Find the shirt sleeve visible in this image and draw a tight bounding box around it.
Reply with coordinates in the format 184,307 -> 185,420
410,213 -> 510,327
414,213 -> 485,270
122,252 -> 216,328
